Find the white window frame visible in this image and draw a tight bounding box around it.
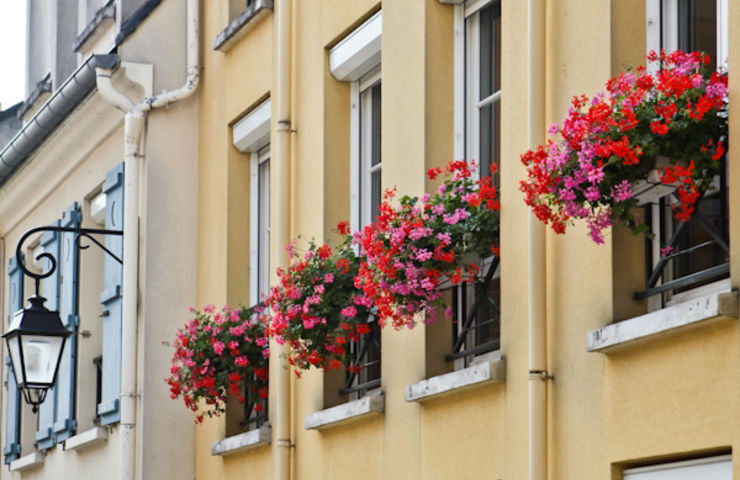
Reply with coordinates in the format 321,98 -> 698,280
249,145 -> 270,306
623,454 -> 731,480
450,0 -> 502,369
454,0 -> 502,177
352,67 -> 382,230
646,0 -> 728,70
330,11 -> 383,233
643,0 -> 729,311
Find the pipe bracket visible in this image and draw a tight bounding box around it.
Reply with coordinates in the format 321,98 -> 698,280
528,370 -> 553,381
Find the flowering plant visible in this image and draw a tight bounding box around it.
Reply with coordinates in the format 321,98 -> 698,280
355,160 -> 500,329
165,304 -> 269,423
520,50 -> 728,244
266,227 -> 375,373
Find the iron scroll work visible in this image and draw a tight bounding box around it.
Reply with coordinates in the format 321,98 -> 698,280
15,225 -> 123,299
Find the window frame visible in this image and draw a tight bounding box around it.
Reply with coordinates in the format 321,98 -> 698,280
640,0 -> 730,311
623,454 -> 732,479
448,0 -> 502,369
250,144 -> 271,306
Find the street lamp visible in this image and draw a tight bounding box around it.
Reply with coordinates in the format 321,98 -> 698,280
3,294 -> 70,412
4,225 -> 122,412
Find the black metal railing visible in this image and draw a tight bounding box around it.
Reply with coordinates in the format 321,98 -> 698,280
446,256 -> 501,362
635,173 -> 729,302
239,377 -> 268,430
340,316 -> 381,397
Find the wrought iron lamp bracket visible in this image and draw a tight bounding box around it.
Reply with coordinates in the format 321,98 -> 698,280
15,226 -> 123,298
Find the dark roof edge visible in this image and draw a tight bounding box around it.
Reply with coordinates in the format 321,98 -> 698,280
0,102 -> 23,121
0,54 -> 120,187
115,0 -> 162,47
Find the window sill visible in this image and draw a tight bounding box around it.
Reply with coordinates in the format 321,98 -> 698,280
64,426 -> 108,452
587,291 -> 738,353
405,358 -> 506,403
305,393 -> 385,431
73,0 -> 116,53
9,452 -> 44,472
210,424 -> 271,456
213,0 -> 273,52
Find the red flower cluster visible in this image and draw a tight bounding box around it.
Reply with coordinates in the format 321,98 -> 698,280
520,50 -> 727,243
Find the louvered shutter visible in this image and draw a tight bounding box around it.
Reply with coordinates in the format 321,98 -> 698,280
98,163 -> 124,425
54,204 -> 81,441
35,223 -> 61,450
4,254 -> 23,463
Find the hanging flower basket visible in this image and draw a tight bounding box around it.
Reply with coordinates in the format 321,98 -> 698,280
355,160 -> 500,330
165,304 -> 270,423
266,228 -> 375,373
520,50 -> 728,244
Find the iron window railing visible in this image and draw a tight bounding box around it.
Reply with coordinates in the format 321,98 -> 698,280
239,376 -> 268,430
634,166 -> 729,303
340,315 -> 381,397
446,256 -> 501,364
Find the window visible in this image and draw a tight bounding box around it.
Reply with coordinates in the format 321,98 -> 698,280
358,68 -> 382,228
230,101 -> 272,435
3,163 -> 123,461
345,67 -> 382,400
330,10 -> 383,401
252,145 -> 271,305
639,0 -> 729,311
623,455 -> 731,480
447,0 -> 501,368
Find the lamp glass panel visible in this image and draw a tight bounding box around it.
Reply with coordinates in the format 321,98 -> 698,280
20,334 -> 64,385
6,335 -> 24,383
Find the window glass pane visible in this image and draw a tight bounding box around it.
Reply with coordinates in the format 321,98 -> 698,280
258,157 -> 270,299
359,80 -> 381,227
678,0 -> 716,68
478,1 -> 501,178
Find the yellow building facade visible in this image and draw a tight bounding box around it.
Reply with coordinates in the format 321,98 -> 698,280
197,1 -> 740,480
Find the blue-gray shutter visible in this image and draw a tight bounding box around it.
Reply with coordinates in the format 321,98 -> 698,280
98,163 -> 124,425
4,255 -> 23,463
35,223 -> 61,450
54,204 -> 81,441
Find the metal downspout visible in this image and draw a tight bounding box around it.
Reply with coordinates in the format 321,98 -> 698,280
528,1 -> 548,480
274,0 -> 293,479
94,1 -> 200,479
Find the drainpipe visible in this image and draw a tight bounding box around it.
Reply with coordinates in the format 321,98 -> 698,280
94,0 -> 200,479
527,1 -> 548,480
274,0 -> 293,480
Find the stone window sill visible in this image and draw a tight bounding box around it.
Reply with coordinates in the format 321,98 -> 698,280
211,424 -> 272,456
587,291 -> 738,353
9,452 -> 44,472
214,0 -> 273,52
305,393 -> 384,431
64,426 -> 108,451
405,358 -> 506,403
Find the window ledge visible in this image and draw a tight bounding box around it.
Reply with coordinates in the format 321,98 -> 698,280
73,0 -> 116,52
9,452 -> 44,472
64,426 -> 108,451
305,393 -> 384,431
213,0 -> 273,52
405,358 -> 506,403
587,291 -> 738,353
210,424 -> 271,456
